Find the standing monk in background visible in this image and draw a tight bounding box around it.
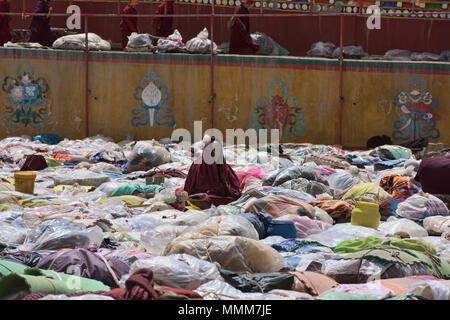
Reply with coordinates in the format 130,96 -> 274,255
29,0 -> 55,47
228,0 -> 259,55
153,0 -> 174,44
0,0 -> 11,46
121,0 -> 140,49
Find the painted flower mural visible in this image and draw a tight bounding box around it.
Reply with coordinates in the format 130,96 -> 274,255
393,76 -> 440,141
248,80 -> 306,137
1,62 -> 50,129
131,72 -> 175,127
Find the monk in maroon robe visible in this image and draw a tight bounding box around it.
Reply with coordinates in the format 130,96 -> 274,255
29,0 -> 55,47
0,0 -> 11,46
184,137 -> 241,206
153,0 -> 174,44
121,0 -> 140,48
229,0 -> 259,55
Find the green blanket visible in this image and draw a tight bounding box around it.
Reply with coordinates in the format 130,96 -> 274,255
334,236 -> 437,255
111,184 -> 164,197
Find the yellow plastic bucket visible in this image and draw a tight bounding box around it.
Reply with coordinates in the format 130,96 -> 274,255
14,171 -> 37,194
351,201 -> 380,230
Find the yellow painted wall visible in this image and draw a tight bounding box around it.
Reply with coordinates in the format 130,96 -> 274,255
1,49 -> 449,147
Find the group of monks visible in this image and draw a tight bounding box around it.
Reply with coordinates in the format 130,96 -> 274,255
0,0 -> 259,54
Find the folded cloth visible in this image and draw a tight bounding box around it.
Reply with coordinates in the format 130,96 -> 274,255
20,155 -> 48,171
123,268 -> 159,300
374,159 -> 405,171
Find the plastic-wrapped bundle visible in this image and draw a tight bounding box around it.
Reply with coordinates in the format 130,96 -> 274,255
157,30 -> 186,52
383,49 -> 412,61
185,28 -> 218,54
175,215 -> 260,241
332,46 -> 367,59
163,235 -> 286,273
263,165 -> 329,187
52,33 -> 111,51
306,41 -> 336,58
124,254 -> 222,290
342,182 -> 393,204
423,216 -> 450,236
250,32 -> 278,55
411,52 -> 442,62
52,169 -> 111,187
440,50 -> 450,62
327,172 -> 362,199
0,222 -> 27,244
379,217 -> 428,238
140,225 -> 188,255
274,214 -> 332,238
125,141 -> 171,173
396,193 -> 449,222
126,32 -> 154,50
20,219 -> 103,251
303,223 -> 387,247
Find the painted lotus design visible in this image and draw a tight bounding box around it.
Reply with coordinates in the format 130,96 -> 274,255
132,72 -> 175,127
249,80 -> 306,136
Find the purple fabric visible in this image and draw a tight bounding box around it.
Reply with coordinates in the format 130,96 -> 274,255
415,155 -> 450,195
20,155 -> 48,171
0,0 -> 11,46
29,0 -> 55,47
36,248 -> 130,288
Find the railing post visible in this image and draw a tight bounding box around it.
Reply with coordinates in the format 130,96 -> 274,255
209,1 -> 215,129
85,16 -> 90,138
339,13 -> 344,147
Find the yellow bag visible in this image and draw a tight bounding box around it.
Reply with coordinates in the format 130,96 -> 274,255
351,201 -> 381,230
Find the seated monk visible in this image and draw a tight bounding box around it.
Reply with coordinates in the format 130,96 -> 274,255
184,136 -> 241,206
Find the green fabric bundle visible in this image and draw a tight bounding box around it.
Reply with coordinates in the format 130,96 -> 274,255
0,260 -> 110,299
111,184 -> 164,197
337,246 -> 450,279
334,236 -> 437,255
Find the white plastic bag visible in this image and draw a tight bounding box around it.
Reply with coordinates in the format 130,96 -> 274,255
126,32 -> 154,49
163,235 -> 286,273
52,33 -> 111,51
126,254 -> 222,290
185,28 -> 218,54
379,217 -> 428,238
274,214 -> 332,238
140,224 -> 188,255
303,223 -> 387,247
396,193 -> 449,221
157,30 -> 185,51
423,216 -> 450,236
177,215 -> 259,240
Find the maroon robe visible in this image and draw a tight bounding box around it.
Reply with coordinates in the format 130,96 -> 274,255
154,0 -> 174,38
121,4 -> 139,48
415,155 -> 450,195
29,0 -> 55,47
184,141 -> 241,206
229,4 -> 258,55
0,0 -> 11,46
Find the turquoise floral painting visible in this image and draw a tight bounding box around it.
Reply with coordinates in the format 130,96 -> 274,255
2,62 -> 50,129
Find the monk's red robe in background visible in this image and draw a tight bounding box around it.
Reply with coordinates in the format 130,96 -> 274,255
154,0 -> 174,41
29,0 -> 55,47
0,0 -> 11,46
229,0 -> 259,55
121,4 -> 139,48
